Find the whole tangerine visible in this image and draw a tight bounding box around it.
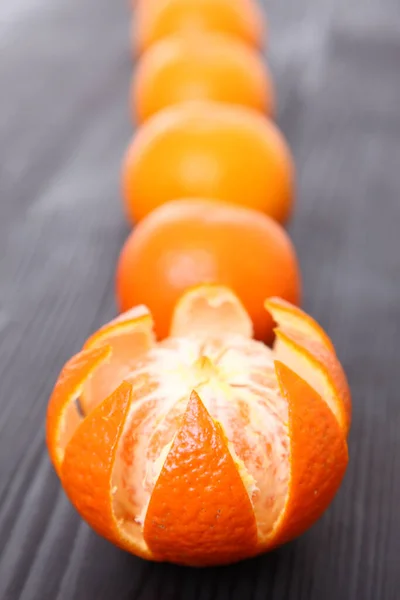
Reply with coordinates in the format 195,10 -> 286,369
134,0 -> 265,54
116,199 -> 301,341
132,33 -> 274,123
122,101 -> 294,224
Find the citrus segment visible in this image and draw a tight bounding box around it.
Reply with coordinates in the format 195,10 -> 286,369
61,381 -> 152,559
143,390 -> 258,566
81,306 -> 155,414
170,283 -> 253,339
46,345 -> 111,476
270,362 -> 348,546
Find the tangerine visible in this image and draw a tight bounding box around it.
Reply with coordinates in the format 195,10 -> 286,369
132,33 -> 274,123
134,0 -> 265,54
46,285 -> 350,566
116,199 -> 301,342
122,101 -> 294,223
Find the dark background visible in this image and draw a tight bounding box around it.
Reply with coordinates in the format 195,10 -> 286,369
1,0 -> 400,598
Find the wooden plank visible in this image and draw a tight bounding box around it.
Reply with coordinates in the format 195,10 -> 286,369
0,0 -> 399,598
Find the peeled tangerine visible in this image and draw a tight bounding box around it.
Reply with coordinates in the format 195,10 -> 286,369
46,285 -> 351,567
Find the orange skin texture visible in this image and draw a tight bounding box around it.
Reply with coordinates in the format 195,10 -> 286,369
116,199 -> 301,342
122,101 -> 294,224
270,362 -> 348,547
61,382 -> 155,558
46,288 -> 350,567
132,33 -> 274,123
266,298 -> 352,434
134,0 -> 266,55
276,330 -> 351,434
143,391 -> 258,565
46,345 -> 111,476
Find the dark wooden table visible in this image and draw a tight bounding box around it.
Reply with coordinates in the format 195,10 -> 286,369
1,0 -> 400,598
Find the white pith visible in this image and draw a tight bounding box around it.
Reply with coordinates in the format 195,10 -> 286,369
109,333 -> 290,549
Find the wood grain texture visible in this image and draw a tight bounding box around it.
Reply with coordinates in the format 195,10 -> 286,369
1,0 -> 400,598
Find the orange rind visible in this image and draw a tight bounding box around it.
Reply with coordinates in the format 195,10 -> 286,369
170,283 -> 253,339
266,298 -> 351,434
46,285 -> 350,566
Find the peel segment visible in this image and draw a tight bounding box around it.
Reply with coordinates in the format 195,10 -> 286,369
61,382 -> 152,559
266,297 -> 335,352
268,362 -> 348,547
143,390 -> 258,566
170,283 -> 253,339
46,345 -> 111,476
266,298 -> 351,434
81,306 -> 155,414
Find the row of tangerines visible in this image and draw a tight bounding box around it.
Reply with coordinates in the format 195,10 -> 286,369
45,0 -> 352,568
117,0 -> 300,342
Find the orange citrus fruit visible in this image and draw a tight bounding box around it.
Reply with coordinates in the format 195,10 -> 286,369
132,33 -> 274,123
134,0 -> 265,54
116,199 -> 301,342
46,284 -> 350,566
122,101 -> 294,224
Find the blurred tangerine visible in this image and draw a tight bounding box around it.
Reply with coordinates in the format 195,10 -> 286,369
134,0 -> 266,54
132,33 -> 274,123
122,101 -> 294,224
116,198 -> 301,341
